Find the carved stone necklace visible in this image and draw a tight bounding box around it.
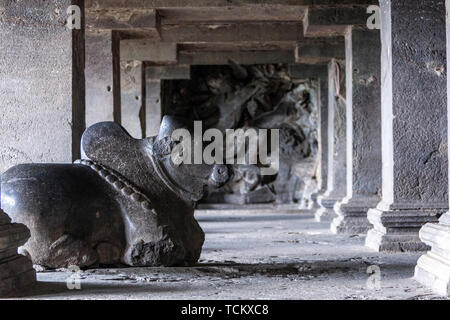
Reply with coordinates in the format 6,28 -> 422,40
74,159 -> 157,216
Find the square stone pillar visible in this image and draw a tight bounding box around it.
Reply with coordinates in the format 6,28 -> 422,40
0,0 -> 85,172
332,28 -> 382,234
414,0 -> 450,296
143,65 -> 191,138
309,77 -> 329,209
121,61 -> 144,139
85,30 -> 121,128
288,64 -> 328,210
316,60 -> 347,222
144,79 -> 162,137
366,0 -> 448,252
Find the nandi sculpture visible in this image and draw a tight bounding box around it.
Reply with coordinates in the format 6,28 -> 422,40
0,116 -> 230,268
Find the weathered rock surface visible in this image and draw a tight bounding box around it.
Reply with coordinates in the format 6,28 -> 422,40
0,209 -> 35,297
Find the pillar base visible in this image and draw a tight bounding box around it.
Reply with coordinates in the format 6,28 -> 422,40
331,198 -> 377,234
415,252 -> 450,296
304,189 -> 325,210
365,207 -> 442,252
414,214 -> 450,296
315,195 -> 341,222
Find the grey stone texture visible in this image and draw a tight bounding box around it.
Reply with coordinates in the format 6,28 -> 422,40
308,78 -> 328,210
18,209 -> 448,300
366,0 -> 448,252
85,30 -> 118,128
288,65 -> 327,210
414,0 -> 450,297
295,37 -> 345,64
415,212 -> 450,296
0,209 -> 35,297
120,40 -> 178,63
0,0 -> 85,173
121,61 -> 144,139
145,79 -> 162,138
332,28 -> 382,234
145,65 -> 191,80
316,60 -> 347,221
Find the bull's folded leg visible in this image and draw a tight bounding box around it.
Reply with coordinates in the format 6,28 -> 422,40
48,234 -> 98,269
123,236 -> 186,267
95,242 -> 123,266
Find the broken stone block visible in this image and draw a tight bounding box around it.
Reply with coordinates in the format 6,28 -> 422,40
0,209 -> 35,297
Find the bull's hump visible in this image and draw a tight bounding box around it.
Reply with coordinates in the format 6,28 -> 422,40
80,122 -> 157,197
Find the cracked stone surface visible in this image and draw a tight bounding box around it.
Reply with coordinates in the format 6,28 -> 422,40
8,209 -> 449,300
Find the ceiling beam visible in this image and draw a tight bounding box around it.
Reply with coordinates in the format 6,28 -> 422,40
120,40 -> 178,62
86,8 -> 159,31
178,50 -> 295,65
288,64 -> 328,80
158,6 -> 306,24
115,22 -> 303,42
295,37 -> 345,63
303,5 -> 376,37
160,22 -> 304,42
145,65 -> 191,79
177,42 -> 296,51
86,0 -> 378,9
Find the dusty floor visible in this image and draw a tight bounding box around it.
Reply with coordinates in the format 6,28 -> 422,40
12,207 -> 450,300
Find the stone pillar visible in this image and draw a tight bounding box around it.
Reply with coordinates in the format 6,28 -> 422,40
0,209 -> 36,297
0,0 -> 85,172
414,0 -> 450,296
366,0 -> 448,252
316,60 -> 347,221
143,65 -> 191,138
85,30 -> 121,128
145,79 -> 162,138
309,77 -> 329,209
121,61 -> 144,138
331,28 -> 382,234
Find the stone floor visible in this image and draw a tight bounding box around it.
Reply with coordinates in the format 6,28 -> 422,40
9,207 -> 450,300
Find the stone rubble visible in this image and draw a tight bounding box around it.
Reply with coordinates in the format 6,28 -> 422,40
0,209 -> 35,297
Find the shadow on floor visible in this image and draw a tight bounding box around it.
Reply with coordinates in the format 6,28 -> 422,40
11,279 -> 193,299
196,214 -> 314,223
191,259 -> 418,279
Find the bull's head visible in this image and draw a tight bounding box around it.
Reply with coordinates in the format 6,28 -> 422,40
81,116 -> 230,202
149,116 -> 230,201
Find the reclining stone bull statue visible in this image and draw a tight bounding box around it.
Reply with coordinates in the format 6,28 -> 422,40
0,116 -> 230,269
